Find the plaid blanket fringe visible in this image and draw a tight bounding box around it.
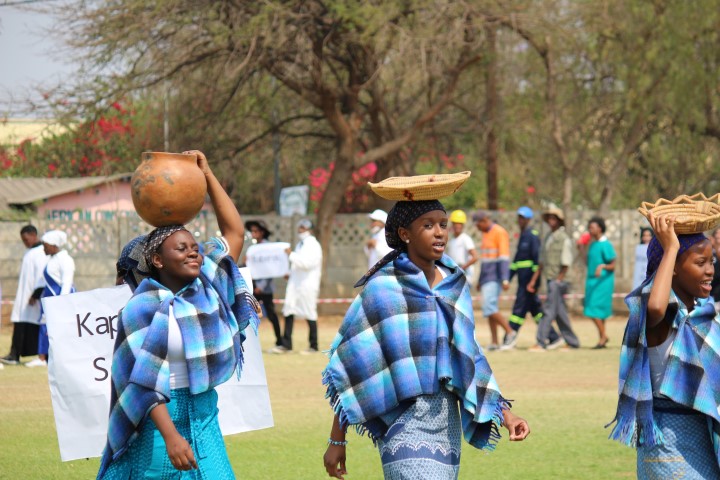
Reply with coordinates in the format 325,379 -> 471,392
322,365 -> 508,451
606,410 -> 665,448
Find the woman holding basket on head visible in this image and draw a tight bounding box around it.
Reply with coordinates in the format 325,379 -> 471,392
609,194 -> 720,479
97,150 -> 259,480
322,172 -> 529,480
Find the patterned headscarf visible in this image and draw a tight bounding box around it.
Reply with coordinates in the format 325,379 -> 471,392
645,233 -> 708,280
143,225 -> 189,268
116,235 -> 148,291
356,200 -> 446,287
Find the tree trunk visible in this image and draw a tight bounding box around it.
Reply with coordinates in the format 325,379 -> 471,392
484,25 -> 499,210
562,167 -> 574,231
315,139 -> 356,273
598,114 -> 649,215
598,185 -> 611,218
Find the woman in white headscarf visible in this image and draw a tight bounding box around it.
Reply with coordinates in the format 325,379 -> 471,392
26,230 -> 76,367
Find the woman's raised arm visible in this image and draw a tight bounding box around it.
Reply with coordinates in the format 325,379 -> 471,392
184,150 -> 244,261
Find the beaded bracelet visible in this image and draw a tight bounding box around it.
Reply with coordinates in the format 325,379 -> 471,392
327,438 -> 348,446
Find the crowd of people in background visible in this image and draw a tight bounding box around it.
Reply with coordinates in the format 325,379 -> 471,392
245,203 -> 648,356
1,227 -> 76,368
2,204 -> 671,365
443,205 -> 655,352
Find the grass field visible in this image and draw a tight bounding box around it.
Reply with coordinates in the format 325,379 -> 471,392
0,313 -> 636,479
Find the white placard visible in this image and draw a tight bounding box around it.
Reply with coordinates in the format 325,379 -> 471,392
245,242 -> 290,280
44,268 -> 273,462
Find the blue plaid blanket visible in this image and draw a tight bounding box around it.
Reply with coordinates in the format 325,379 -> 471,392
323,253 -> 508,451
98,238 -> 259,478
609,277 -> 720,465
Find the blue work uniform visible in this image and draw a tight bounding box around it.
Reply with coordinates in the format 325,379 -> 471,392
509,228 -> 558,343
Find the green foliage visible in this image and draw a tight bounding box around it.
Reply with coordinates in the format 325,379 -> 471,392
3,101 -> 161,178
11,0 -> 720,215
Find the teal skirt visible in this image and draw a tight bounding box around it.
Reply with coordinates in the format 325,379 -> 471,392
101,388 -> 234,480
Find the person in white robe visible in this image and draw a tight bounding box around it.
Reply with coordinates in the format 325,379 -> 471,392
364,209 -> 392,270
275,219 -> 323,354
0,225 -> 48,365
26,230 -> 75,368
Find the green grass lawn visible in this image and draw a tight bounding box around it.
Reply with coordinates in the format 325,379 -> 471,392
0,314 -> 635,479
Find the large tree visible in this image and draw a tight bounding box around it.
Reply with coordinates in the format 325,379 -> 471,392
46,1 -> 491,260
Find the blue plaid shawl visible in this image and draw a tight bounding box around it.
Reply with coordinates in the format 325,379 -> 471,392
323,253 -> 509,450
98,238 -> 259,478
609,276 -> 720,463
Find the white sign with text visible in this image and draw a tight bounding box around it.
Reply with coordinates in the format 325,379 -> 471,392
44,269 -> 273,462
245,242 -> 290,279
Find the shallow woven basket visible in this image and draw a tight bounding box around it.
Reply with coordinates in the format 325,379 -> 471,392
368,171 -> 471,201
638,193 -> 720,234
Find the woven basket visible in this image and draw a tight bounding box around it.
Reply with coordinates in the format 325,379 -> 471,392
638,193 -> 720,234
368,171 -> 471,201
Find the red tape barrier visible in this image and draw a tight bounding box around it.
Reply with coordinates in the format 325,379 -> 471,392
0,292 -> 630,307
270,292 -> 629,304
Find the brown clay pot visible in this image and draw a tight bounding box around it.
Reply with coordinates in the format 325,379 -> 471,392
131,152 -> 207,227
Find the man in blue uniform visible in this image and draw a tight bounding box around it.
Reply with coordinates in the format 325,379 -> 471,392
508,207 -> 560,347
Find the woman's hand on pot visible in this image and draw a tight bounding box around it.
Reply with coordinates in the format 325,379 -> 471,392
183,150 -> 211,176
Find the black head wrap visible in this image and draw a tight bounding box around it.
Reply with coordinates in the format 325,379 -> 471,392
384,200 -> 446,249
355,200 -> 446,287
143,225 -> 189,268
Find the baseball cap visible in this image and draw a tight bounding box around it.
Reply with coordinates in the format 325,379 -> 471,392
368,209 -> 388,224
297,219 -> 314,230
517,206 -> 534,219
471,210 -> 489,222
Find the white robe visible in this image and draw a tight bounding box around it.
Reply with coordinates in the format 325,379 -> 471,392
10,244 -> 48,324
364,228 -> 392,269
36,249 -> 76,295
447,232 -> 476,286
282,235 -> 322,320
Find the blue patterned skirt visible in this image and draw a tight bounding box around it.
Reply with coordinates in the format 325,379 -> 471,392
101,388 -> 234,480
377,389 -> 461,480
637,397 -> 720,479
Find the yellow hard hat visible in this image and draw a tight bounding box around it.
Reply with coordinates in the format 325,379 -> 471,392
449,210 -> 467,224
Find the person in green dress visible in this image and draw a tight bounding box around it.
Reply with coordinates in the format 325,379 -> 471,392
584,217 -> 616,349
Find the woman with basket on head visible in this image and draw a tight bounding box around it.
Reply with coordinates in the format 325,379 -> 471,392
609,194 -> 720,478
322,172 -> 529,480
97,150 -> 259,479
